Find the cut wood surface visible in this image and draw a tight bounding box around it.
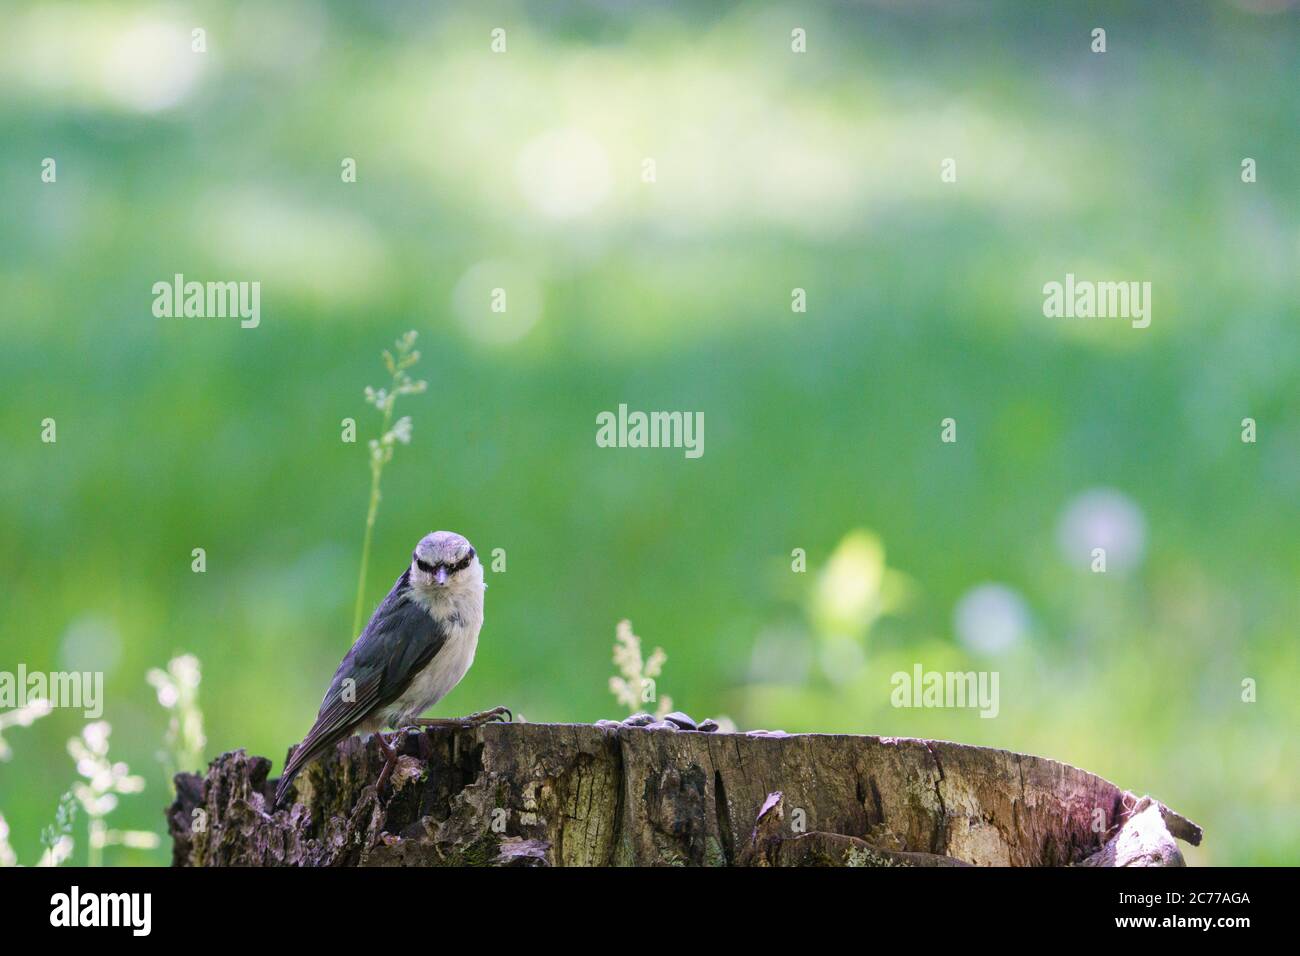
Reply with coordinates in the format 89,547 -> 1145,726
166,722 -> 1202,866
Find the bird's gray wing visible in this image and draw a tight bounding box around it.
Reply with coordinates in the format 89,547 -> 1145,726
277,574 -> 448,796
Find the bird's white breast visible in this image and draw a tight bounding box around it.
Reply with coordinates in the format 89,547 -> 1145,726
387,586 -> 483,725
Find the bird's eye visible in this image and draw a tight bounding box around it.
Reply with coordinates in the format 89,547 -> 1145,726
415,557 -> 435,574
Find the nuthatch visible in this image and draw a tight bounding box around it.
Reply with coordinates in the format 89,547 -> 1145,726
275,531 -> 507,806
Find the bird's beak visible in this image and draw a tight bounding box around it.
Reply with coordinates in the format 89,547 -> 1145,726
435,566 -> 448,586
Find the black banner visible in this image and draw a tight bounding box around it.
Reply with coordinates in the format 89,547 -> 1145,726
0,864 -> 1276,941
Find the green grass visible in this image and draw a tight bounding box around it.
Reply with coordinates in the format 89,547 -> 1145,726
0,0 -> 1296,866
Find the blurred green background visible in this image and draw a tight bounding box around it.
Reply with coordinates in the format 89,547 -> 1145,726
1,0 -> 1297,866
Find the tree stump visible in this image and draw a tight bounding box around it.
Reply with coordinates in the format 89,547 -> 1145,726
166,723 -> 1202,866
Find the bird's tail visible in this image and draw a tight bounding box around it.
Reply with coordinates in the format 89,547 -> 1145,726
274,741 -> 325,808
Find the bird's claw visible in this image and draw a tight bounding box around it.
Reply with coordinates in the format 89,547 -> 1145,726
406,706 -> 513,731
470,706 -> 512,725
373,732 -> 400,796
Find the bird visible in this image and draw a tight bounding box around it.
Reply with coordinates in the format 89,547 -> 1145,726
274,530 -> 509,808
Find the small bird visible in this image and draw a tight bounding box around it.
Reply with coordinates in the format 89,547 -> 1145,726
274,531 -> 508,808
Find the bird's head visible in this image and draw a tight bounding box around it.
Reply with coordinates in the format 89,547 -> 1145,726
410,531 -> 482,593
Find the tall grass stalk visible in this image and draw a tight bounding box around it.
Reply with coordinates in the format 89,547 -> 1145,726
351,331 -> 426,638
609,619 -> 673,718
147,654 -> 206,788
67,721 -> 157,865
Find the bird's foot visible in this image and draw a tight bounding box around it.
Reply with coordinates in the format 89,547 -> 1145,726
373,730 -> 400,795
461,705 -> 513,726
389,724 -> 437,762
410,706 -> 513,729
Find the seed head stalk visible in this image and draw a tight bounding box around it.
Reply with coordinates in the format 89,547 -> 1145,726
351,332 -> 426,638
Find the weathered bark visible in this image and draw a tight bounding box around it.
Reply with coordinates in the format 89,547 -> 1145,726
166,723 -> 1202,867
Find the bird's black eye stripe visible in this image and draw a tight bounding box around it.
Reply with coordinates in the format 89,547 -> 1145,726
414,548 -> 473,576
